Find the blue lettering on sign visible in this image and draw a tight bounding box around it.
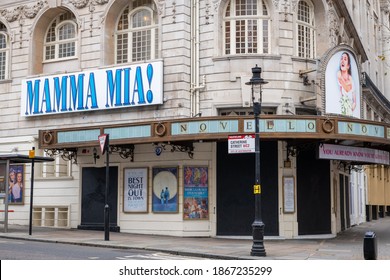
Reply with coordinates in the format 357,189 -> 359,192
106,68 -> 123,107
53,76 -> 68,112
123,68 -> 131,106
23,63 -> 159,116
25,80 -> 40,115
86,73 -> 98,109
133,66 -> 146,105
41,78 -> 52,113
69,74 -> 85,111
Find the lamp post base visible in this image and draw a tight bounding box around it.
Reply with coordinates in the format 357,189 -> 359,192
251,221 -> 266,256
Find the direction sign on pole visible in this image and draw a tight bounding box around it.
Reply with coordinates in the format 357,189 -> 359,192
228,134 -> 255,154
98,134 -> 108,155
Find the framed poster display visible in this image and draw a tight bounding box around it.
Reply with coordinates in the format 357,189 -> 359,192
283,176 -> 295,213
8,165 -> 25,205
183,166 -> 209,220
152,167 -> 178,213
123,168 -> 148,213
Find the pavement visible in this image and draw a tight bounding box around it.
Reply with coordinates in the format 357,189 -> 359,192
1,216 -> 390,260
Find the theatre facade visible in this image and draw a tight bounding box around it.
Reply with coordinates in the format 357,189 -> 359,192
1,0 -> 390,238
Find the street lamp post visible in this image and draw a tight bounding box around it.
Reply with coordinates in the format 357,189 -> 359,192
246,65 -> 268,257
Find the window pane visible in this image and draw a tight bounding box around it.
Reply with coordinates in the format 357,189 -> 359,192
116,3 -> 158,63
46,23 -> 56,43
59,42 -> 75,58
225,22 -> 231,54
132,29 -> 151,61
133,0 -> 149,9
59,23 -> 75,41
297,1 -> 314,58
45,45 -> 55,60
0,51 -> 6,80
44,11 -> 77,60
298,1 -> 310,23
0,34 -> 6,49
236,0 -> 257,16
118,7 -> 129,30
224,0 -> 270,55
133,10 -> 152,28
248,19 -> 257,53
236,20 -> 245,54
262,19 -> 268,53
117,33 -> 129,63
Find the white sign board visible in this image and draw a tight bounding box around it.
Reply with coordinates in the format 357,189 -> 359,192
319,143 -> 389,165
228,135 -> 255,154
21,61 -> 163,116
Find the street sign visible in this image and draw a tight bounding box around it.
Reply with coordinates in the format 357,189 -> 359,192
228,134 -> 255,154
98,134 -> 108,155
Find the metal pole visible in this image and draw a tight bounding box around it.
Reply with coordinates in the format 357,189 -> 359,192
104,135 -> 110,241
251,101 -> 266,256
29,147 -> 35,236
4,160 -> 10,233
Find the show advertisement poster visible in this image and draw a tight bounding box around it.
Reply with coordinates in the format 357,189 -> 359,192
8,164 -> 25,205
325,50 -> 361,118
183,166 -> 209,220
152,167 -> 178,213
123,168 -> 148,213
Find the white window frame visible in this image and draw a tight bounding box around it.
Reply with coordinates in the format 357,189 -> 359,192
115,6 -> 158,64
39,151 -> 73,179
223,0 -> 271,55
296,0 -> 316,59
0,31 -> 9,80
44,16 -> 77,62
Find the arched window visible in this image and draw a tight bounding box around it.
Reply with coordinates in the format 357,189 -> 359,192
0,22 -> 9,80
116,1 -> 158,63
297,0 -> 315,58
223,0 -> 270,55
44,11 -> 77,61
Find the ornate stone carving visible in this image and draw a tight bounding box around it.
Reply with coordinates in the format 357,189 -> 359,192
380,0 -> 390,14
69,0 -> 89,9
24,0 -> 46,19
68,0 -> 109,36
212,0 -> 222,13
0,1 -> 48,47
156,0 -> 166,16
0,0 -> 47,22
68,0 -> 108,9
291,0 -> 298,12
328,8 -> 339,48
0,6 -> 22,22
270,0 -> 298,13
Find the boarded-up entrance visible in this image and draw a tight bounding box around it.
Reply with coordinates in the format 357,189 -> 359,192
216,141 -> 279,236
79,166 -> 119,231
297,147 -> 331,235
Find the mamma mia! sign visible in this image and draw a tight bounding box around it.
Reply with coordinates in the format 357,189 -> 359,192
21,61 -> 163,116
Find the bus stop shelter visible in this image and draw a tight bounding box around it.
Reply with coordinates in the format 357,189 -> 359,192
0,152 -> 54,233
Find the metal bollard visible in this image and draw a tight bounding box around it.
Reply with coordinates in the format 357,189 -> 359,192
363,231 -> 377,260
